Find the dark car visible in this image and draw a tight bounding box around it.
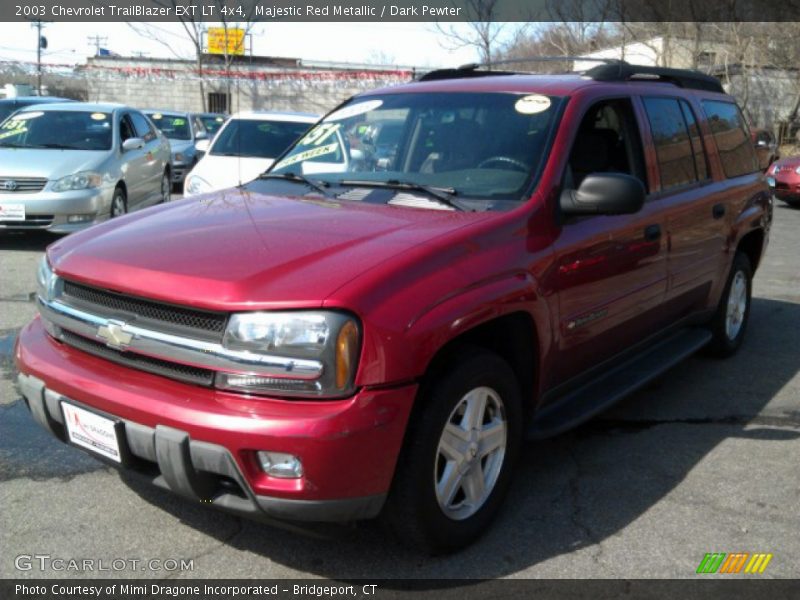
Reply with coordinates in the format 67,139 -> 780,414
16,62 -> 770,554
0,96 -> 72,123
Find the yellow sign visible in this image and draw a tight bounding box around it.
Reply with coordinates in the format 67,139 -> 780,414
207,27 -> 245,56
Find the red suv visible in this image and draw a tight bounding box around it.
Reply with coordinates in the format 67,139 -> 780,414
15,62 -> 771,554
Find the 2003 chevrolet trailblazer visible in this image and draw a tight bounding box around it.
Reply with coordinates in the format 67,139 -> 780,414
15,62 -> 771,553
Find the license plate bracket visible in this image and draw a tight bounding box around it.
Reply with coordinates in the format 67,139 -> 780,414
61,400 -> 127,464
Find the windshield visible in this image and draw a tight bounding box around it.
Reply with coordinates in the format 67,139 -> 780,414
211,119 -> 312,159
200,115 -> 226,136
147,113 -> 191,140
0,110 -> 112,150
268,92 -> 562,203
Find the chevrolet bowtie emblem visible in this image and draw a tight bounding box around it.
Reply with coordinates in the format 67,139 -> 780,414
97,321 -> 133,349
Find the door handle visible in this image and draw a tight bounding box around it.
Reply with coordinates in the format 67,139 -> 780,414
712,203 -> 726,219
644,224 -> 662,241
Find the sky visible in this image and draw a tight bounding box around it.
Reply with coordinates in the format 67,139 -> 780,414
0,22 -> 502,69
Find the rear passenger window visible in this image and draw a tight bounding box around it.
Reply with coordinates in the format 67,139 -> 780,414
702,100 -> 759,178
643,97 -> 698,190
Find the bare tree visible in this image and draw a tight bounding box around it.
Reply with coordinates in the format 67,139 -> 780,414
434,0 -> 517,67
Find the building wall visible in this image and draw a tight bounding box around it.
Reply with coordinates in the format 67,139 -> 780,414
84,57 -> 415,115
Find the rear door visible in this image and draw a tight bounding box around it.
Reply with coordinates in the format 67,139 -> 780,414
551,98 -> 670,383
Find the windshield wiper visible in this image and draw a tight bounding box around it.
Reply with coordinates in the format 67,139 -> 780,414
336,179 -> 463,211
34,143 -> 83,150
258,172 -> 333,197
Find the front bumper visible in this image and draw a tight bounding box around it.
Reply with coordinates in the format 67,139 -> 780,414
0,187 -> 114,233
15,318 -> 417,522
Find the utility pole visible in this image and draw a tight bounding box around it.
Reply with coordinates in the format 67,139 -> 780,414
33,20 -> 46,95
87,35 -> 108,57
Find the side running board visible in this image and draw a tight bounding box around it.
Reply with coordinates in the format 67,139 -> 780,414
528,328 -> 712,440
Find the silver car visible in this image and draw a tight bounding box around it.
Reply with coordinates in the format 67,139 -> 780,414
0,102 -> 171,234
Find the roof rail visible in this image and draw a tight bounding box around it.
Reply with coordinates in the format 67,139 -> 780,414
418,56 -> 619,82
418,57 -> 725,93
585,62 -> 725,93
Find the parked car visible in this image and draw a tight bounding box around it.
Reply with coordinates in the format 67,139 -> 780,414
766,156 -> 800,206
183,111 -> 317,197
194,112 -> 228,137
0,102 -> 171,233
0,96 -> 72,123
751,128 -> 779,171
143,110 -> 208,189
16,63 -> 770,553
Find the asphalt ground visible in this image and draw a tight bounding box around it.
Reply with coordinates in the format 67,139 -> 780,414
1,199 -> 799,580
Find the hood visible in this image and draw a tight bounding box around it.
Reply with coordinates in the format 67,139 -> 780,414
193,154 -> 273,190
0,148 -> 108,179
771,156 -> 800,171
47,188 -> 490,311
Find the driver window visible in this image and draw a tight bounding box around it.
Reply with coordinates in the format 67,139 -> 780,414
119,115 -> 136,143
565,99 -> 647,192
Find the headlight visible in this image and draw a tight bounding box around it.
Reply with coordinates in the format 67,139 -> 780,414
52,171 -> 103,192
217,311 -> 360,398
36,255 -> 58,302
184,175 -> 211,196
173,152 -> 185,163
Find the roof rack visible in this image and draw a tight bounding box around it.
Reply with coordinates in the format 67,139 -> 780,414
418,57 -> 725,94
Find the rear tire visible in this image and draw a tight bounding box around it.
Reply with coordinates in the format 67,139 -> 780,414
706,251 -> 752,357
382,348 -> 523,554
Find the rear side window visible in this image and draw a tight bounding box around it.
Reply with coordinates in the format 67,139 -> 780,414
702,100 -> 759,178
643,97 -> 699,190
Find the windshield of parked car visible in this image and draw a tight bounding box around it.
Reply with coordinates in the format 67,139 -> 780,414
210,119 -> 313,159
200,115 -> 226,136
147,113 -> 191,140
268,92 -> 563,204
0,110 -> 112,150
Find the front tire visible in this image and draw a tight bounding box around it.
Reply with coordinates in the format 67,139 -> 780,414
160,170 -> 171,203
110,187 -> 127,218
706,251 -> 752,357
383,348 -> 523,554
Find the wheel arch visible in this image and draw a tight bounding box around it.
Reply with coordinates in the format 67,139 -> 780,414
737,228 -> 765,272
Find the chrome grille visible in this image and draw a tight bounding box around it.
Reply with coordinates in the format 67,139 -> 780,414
0,177 -> 47,193
62,280 -> 227,342
59,330 -> 214,386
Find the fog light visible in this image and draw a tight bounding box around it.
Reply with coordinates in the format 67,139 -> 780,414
257,451 -> 303,479
67,215 -> 93,223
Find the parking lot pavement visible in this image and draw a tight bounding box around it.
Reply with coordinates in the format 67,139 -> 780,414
1,202 -> 799,580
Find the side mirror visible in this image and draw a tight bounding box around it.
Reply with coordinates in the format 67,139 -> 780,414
560,173 -> 645,216
122,137 -> 144,152
195,139 -> 211,154
195,130 -> 208,140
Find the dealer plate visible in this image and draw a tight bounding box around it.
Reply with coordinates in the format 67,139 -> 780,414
62,401 -> 122,463
0,203 -> 25,221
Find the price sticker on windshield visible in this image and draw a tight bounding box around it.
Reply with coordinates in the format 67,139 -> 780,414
515,95 -> 551,114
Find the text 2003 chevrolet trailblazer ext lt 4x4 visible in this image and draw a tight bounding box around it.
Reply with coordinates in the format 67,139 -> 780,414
16,61 -> 771,553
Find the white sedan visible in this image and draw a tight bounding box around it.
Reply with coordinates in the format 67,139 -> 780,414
183,111 -> 318,197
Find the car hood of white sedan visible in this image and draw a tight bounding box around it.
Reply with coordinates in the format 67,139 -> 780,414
188,154 -> 274,193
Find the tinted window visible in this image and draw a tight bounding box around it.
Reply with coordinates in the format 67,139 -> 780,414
130,112 -> 156,142
120,115 -> 136,142
210,119 -> 312,159
643,97 -> 697,189
0,110 -> 112,150
679,100 -> 709,181
702,100 -> 758,178
200,115 -> 226,135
